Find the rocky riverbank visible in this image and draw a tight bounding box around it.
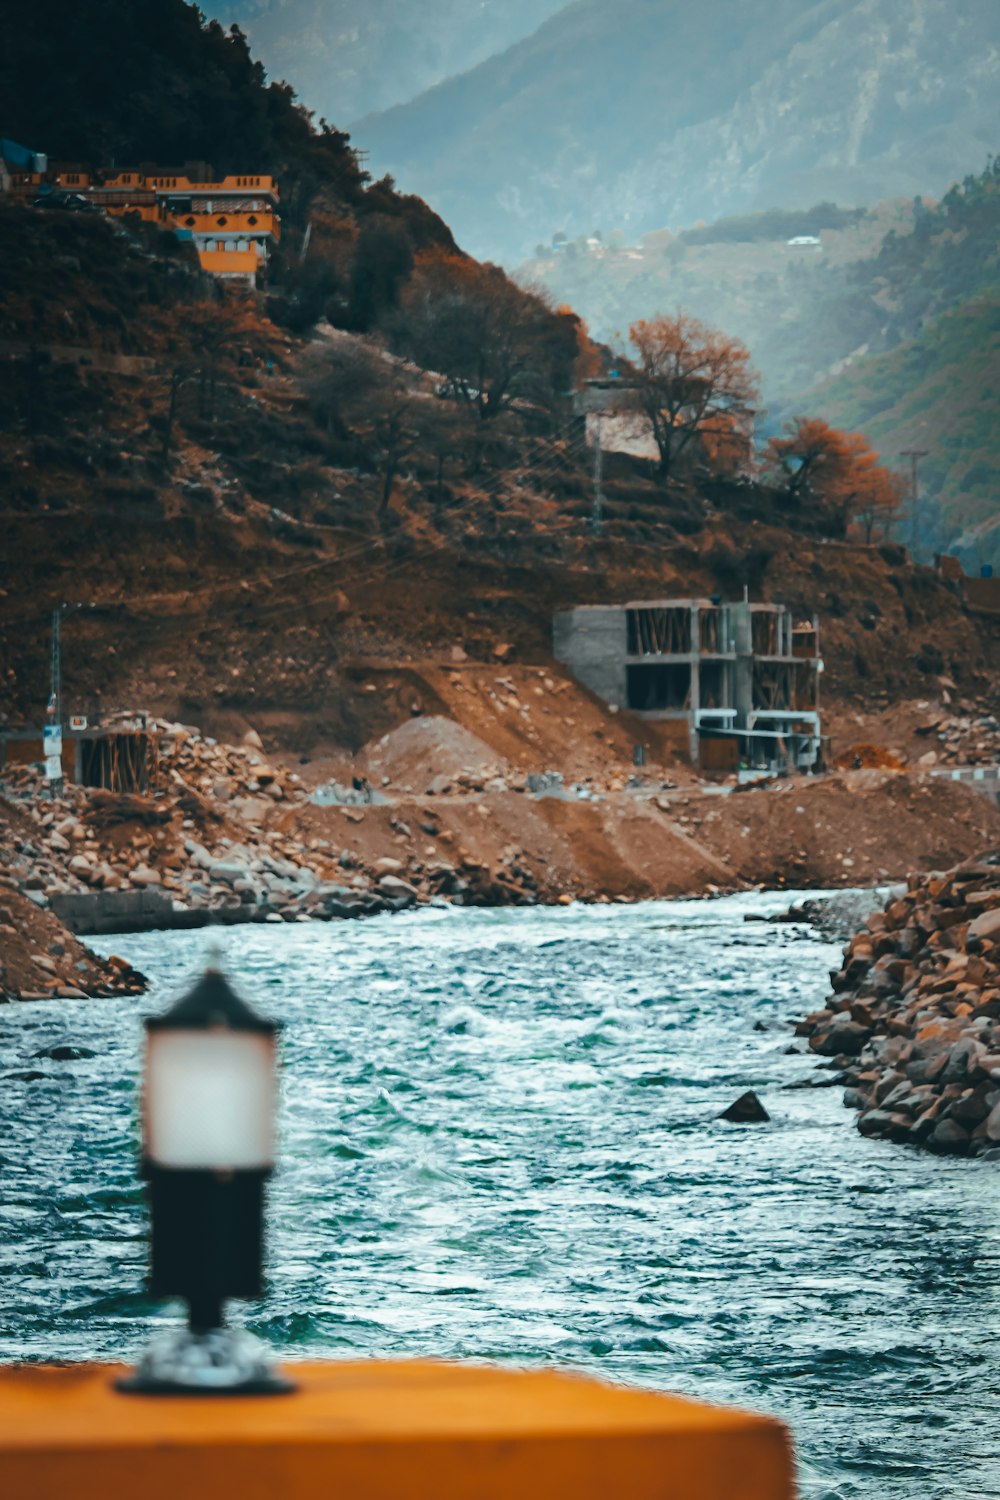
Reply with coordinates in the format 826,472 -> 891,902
796,852 -> 1000,1155
4,711 -> 1000,1001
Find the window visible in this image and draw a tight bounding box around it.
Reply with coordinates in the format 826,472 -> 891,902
626,663 -> 691,711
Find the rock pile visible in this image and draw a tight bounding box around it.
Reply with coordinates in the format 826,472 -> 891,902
0,716 -> 544,960
0,875 -> 145,1002
796,852 -> 1000,1155
914,708 -> 1000,767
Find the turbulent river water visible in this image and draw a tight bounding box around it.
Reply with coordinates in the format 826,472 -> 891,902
2,893 -> 999,1499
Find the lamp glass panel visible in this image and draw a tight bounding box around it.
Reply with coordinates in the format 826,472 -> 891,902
145,1030 -> 276,1169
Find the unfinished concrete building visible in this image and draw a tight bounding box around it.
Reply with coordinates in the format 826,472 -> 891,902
554,598 -> 822,773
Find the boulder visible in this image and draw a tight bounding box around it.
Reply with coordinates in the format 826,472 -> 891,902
857,1108 -> 911,1141
208,861 -> 251,886
969,907 -> 1000,943
718,1090 -> 770,1123
929,1118 -> 971,1152
809,1019 -> 871,1057
948,1083 -> 994,1126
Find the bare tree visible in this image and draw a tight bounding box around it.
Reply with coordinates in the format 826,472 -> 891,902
394,253 -> 578,420
627,313 -> 760,481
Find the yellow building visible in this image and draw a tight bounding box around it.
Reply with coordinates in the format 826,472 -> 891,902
98,171 -> 280,284
1,159 -> 279,285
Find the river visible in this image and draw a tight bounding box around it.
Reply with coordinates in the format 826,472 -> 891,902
1,893 -> 998,1499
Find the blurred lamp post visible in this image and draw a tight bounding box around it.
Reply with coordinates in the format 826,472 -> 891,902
118,963 -> 292,1395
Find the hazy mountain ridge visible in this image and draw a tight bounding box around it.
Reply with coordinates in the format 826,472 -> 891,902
525,157 -> 1000,566
810,295 -> 1000,565
358,0 -> 1000,261
213,0 -> 568,123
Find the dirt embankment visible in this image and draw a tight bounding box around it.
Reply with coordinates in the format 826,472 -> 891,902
288,770 -> 1000,899
683,771 -> 1000,889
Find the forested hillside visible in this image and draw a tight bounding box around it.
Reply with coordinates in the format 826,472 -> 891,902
358,0 -> 1000,262
796,160 -> 1000,566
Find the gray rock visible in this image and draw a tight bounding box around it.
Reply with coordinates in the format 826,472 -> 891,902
208,861 -> 251,886
948,1083 -> 993,1126
325,899 -> 363,920
969,908 -> 1000,942
718,1090 -> 770,1123
809,1019 -> 871,1057
880,1080 -> 918,1114
857,1108 -> 911,1140
527,771 -> 563,796
942,1037 -> 982,1085
929,1117 -> 971,1152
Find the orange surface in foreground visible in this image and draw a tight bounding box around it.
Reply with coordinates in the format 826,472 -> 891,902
0,1359 -> 794,1500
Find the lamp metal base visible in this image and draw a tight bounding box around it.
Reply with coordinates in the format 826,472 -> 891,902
115,1327 -> 295,1396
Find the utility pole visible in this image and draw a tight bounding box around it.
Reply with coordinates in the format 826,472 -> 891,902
49,608 -> 61,722
591,414 -> 604,536
45,602 -> 91,796
900,448 -> 929,555
45,608 -> 63,794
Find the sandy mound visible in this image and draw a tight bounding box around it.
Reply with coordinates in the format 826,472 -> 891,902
362,716 -> 509,788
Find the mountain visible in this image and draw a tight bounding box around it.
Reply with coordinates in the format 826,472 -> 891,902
211,0 -> 569,123
357,0 -> 1000,262
809,295 -> 1000,566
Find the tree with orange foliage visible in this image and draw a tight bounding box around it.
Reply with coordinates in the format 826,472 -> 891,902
698,409 -> 755,478
766,417 -> 905,540
394,252 -> 579,419
627,313 -> 759,480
